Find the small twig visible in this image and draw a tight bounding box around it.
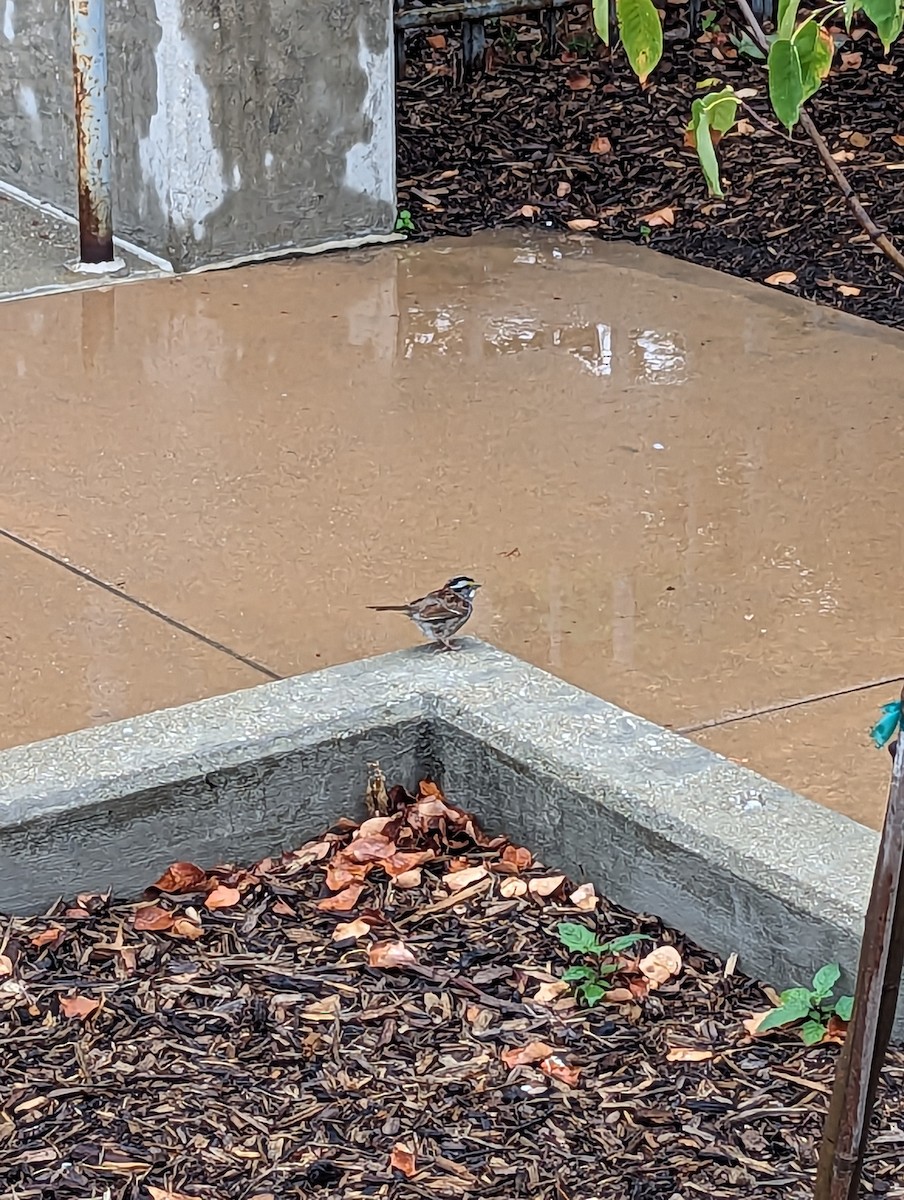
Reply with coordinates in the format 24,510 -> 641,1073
734,0 -> 904,273
736,97 -> 800,143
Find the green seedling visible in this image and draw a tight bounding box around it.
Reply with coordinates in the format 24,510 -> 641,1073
757,963 -> 853,1046
558,921 -> 648,1007
395,209 -> 416,233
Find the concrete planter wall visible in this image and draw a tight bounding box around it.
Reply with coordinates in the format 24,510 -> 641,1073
0,0 -> 396,269
0,640 -> 892,1030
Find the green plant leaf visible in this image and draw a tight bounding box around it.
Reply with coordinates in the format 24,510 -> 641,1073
592,0 -> 610,45
689,102 -> 723,198
777,0 -> 802,37
394,209 -> 416,233
707,89 -> 739,134
598,932 -> 647,955
562,965 -> 595,982
779,986 -> 816,1009
731,30 -> 767,59
597,962 -> 619,976
581,982 -> 607,1006
616,0 -> 663,84
862,0 -> 903,50
844,0 -> 863,26
768,38 -> 804,129
801,1019 -> 827,1046
834,995 -> 854,1022
757,994 -> 813,1031
793,19 -> 835,101
811,962 -> 841,999
558,922 -> 600,953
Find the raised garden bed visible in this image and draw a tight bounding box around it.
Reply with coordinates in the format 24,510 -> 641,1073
4,779 -> 903,1200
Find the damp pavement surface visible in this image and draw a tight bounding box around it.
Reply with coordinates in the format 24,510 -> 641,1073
0,230 -> 900,827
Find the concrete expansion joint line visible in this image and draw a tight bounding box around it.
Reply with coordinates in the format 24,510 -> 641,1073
676,674 -> 904,735
0,527 -> 283,683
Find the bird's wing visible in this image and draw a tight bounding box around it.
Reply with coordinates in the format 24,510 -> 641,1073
410,590 -> 467,623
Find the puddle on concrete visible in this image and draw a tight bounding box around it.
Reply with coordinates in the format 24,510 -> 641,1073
0,230 -> 902,826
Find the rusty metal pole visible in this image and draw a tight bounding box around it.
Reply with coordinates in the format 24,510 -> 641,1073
68,0 -> 120,267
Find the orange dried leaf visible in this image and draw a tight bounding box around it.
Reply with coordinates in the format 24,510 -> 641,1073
345,834 -> 397,863
317,883 -> 365,912
390,1143 -> 417,1177
540,1054 -> 581,1087
382,849 -> 435,877
566,218 -> 599,231
394,868 -> 423,889
499,877 -> 528,898
0,953 -> 13,977
444,865 -> 488,892
590,135 -> 612,155
638,945 -> 683,988
426,33 -> 446,49
840,51 -> 862,69
567,70 -> 592,90
30,928 -> 63,949
849,131 -> 870,148
837,285 -> 861,297
519,204 -> 540,218
666,1046 -> 714,1062
743,1010 -> 772,1036
205,885 -> 241,910
148,1188 -> 200,1200
170,916 -> 205,941
325,860 -> 371,890
765,270 -> 797,286
501,845 -> 532,871
152,861 -> 207,893
569,882 -> 598,911
418,780 -> 444,799
356,815 -> 399,838
556,181 -> 572,197
290,839 -> 333,866
603,987 -> 635,1003
368,940 -> 417,969
528,875 -> 565,897
272,899 -> 296,916
878,62 -> 897,73
332,918 -> 371,942
133,904 -> 175,932
642,206 -> 675,227
532,980 -> 570,1005
60,993 -> 100,1020
501,1040 -> 555,1068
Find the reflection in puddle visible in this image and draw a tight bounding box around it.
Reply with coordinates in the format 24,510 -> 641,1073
401,304 -> 684,383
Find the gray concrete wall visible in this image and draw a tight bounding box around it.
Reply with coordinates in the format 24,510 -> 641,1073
0,0 -> 396,269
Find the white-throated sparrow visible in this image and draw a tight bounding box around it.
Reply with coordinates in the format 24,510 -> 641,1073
368,575 -> 481,650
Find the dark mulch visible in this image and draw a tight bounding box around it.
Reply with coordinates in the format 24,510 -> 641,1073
396,3 -> 904,329
2,780 -> 903,1200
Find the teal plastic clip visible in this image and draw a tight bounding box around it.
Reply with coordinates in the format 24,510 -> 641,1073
870,701 -> 903,750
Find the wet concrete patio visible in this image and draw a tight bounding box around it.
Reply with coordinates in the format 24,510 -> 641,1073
0,230 -> 900,827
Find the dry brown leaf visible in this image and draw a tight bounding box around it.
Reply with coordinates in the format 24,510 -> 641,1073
170,916 -> 205,940
148,1188 -> 201,1200
301,994 -> 342,1021
532,980 -> 570,1005
502,844 -> 533,871
643,206 -> 675,227
569,882 -> 599,911
393,868 -> 423,889
556,181 -> 572,197
528,875 -> 565,897
133,904 -> 175,932
590,135 -> 612,155
60,993 -> 100,1020
878,62 -> 897,74
832,149 -> 856,162
666,1046 -> 714,1062
317,883 -> 365,912
604,987 -> 637,1003
444,864 -> 488,892
344,834 -> 397,863
426,33 -> 446,49
518,204 -> 539,218
151,861 -> 207,893
30,928 -> 63,949
205,885 -> 241,910
823,1014 -> 848,1044
743,1009 -> 772,1036
390,1143 -> 417,1177
369,940 -> 417,969
566,218 -> 599,231
501,1040 -> 555,1068
893,134 -> 904,147
382,849 -> 435,877
849,131 -> 871,148
325,859 -> 371,890
499,877 -> 528,898
764,270 -> 797,286
332,918 -> 371,942
639,945 -> 683,988
735,118 -> 755,135
566,71 -> 592,90
841,51 -> 862,69
837,284 -> 861,297
289,839 -> 332,866
272,899 -> 295,917
356,815 -> 398,838
540,1054 -> 582,1087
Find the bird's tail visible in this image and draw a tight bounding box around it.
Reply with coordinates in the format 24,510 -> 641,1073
367,604 -> 410,612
